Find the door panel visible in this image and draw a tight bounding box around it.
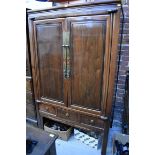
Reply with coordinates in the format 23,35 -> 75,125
33,19 -> 65,104
67,15 -> 111,114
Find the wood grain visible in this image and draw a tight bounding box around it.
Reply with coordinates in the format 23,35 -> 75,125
36,22 -> 63,101
67,15 -> 112,115
101,10 -> 121,155
27,4 -> 121,155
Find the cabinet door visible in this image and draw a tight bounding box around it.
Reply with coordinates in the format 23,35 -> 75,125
67,15 -> 112,115
31,18 -> 66,106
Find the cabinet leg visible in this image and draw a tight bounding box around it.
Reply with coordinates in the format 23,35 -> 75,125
38,116 -> 44,129
101,122 -> 110,155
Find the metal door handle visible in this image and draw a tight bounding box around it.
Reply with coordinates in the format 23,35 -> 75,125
62,32 -> 70,79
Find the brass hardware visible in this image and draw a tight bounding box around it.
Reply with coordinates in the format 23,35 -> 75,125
63,46 -> 67,78
65,112 -> 69,117
100,116 -> 108,120
62,31 -> 70,79
90,119 -> 94,123
66,47 -> 70,78
63,32 -> 69,45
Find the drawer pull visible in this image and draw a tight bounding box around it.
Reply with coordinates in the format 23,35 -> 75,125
90,119 -> 94,124
65,112 -> 69,117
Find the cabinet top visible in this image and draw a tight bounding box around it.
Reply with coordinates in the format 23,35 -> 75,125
27,1 -> 121,13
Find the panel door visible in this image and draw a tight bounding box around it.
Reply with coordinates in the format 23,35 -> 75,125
32,18 -> 67,106
67,15 -> 112,115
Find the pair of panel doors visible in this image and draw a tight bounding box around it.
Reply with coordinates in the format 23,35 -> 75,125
31,14 -> 112,117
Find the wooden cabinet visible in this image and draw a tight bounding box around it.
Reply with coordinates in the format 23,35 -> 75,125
27,2 -> 121,154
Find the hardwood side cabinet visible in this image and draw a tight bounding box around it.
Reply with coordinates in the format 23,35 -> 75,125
27,1 -> 121,154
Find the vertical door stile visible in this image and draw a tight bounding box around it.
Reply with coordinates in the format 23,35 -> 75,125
101,14 -> 113,118
63,19 -> 70,107
66,21 -> 71,107
105,10 -> 121,118
66,19 -> 72,108
31,19 -> 41,101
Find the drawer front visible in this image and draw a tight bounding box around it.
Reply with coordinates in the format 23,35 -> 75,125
57,108 -> 78,122
26,79 -> 32,92
26,92 -> 34,104
39,103 -> 56,116
79,114 -> 104,129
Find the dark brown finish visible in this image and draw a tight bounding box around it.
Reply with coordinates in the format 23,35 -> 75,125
34,19 -> 64,103
101,10 -> 121,155
79,114 -> 104,129
67,15 -> 111,115
39,100 -> 102,117
28,2 -> 121,154
40,111 -> 104,132
39,103 -> 57,116
57,108 -> 78,122
26,124 -> 57,155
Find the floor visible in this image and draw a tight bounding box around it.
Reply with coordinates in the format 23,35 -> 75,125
55,127 -> 122,155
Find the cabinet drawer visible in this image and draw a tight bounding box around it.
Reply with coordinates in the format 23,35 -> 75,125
57,108 -> 78,122
79,114 -> 104,129
39,103 -> 56,116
